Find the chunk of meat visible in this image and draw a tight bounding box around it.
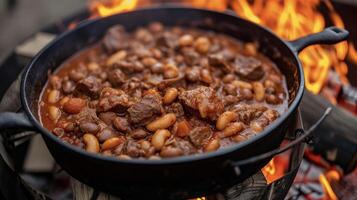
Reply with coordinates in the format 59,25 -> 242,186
179,86 -> 224,120
98,112 -> 117,125
75,76 -> 102,99
233,104 -> 267,124
102,25 -> 129,53
113,117 -> 130,132
208,53 -> 230,72
108,69 -> 126,87
165,102 -> 185,117
169,137 -> 196,155
188,126 -> 213,147
97,94 -> 131,114
232,55 -> 265,80
127,94 -> 163,125
124,140 -> 146,157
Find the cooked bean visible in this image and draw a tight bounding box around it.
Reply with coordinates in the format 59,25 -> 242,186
200,68 -> 213,84
69,70 -> 85,82
221,122 -> 244,138
204,138 -> 220,152
59,96 -> 69,106
264,79 -> 276,88
176,119 -> 191,137
79,121 -> 99,134
216,111 -> 238,130
148,155 -> 161,160
102,137 -> 124,150
62,80 -> 75,94
163,64 -> 179,79
151,62 -> 164,73
106,50 -> 127,66
160,146 -> 183,157
163,88 -> 178,105
117,154 -> 132,160
245,42 -> 257,56
233,134 -> 248,143
232,80 -> 252,89
83,134 -> 100,153
140,140 -> 151,150
178,34 -> 194,46
252,82 -> 265,101
63,98 -> 86,114
222,74 -> 235,83
142,57 -> 157,67
146,113 -> 176,131
48,90 -> 60,103
87,62 -> 100,71
97,128 -> 115,142
251,118 -> 269,132
194,36 -> 210,54
49,75 -> 61,89
151,129 -> 171,150
266,94 -> 280,104
48,106 -> 60,121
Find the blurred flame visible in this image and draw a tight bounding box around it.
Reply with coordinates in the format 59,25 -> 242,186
232,0 -> 351,94
262,157 -> 287,184
319,169 -> 341,200
186,0 -> 228,11
90,0 -> 139,17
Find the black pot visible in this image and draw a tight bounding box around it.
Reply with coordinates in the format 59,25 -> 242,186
0,6 -> 348,199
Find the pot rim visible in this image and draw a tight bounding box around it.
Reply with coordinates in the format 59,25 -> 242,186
20,5 -> 305,165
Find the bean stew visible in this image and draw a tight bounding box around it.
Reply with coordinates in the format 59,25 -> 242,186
39,22 -> 288,159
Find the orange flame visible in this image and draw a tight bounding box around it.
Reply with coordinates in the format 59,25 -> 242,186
262,157 -> 287,184
232,0 -> 351,94
90,0 -> 139,17
319,169 -> 341,200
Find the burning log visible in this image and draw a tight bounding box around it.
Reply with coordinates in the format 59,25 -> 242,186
301,91 -> 357,173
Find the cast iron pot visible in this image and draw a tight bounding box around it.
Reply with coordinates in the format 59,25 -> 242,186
0,6 -> 348,199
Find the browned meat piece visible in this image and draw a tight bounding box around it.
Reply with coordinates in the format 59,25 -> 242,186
168,137 -> 196,155
233,55 -> 265,80
165,102 -> 185,117
127,94 -> 163,125
179,86 -> 224,120
125,140 -> 146,157
108,69 -> 126,86
113,117 -> 130,132
129,129 -> 148,139
208,54 -> 230,72
102,25 -> 129,53
98,112 -> 117,125
75,76 -> 102,99
97,94 -> 131,114
181,47 -> 200,65
233,104 -> 267,124
156,32 -> 177,49
188,126 -> 213,147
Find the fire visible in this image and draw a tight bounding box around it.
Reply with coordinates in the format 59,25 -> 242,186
232,0 -> 351,94
319,169 -> 341,200
90,0 -> 139,17
262,157 -> 288,184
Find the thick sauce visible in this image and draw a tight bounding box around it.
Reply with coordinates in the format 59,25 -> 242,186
39,22 -> 288,159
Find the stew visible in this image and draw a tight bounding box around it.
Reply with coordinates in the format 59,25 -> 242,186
39,22 -> 288,159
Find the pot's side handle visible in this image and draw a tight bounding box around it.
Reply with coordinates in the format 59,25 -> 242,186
0,112 -> 34,130
288,26 -> 349,53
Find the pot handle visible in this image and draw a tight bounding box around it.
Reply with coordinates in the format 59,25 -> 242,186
0,112 -> 34,130
288,26 -> 349,53
229,107 -> 332,175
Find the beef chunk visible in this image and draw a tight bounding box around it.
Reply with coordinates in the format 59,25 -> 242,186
233,104 -> 267,124
113,117 -> 130,132
156,32 -> 177,49
169,137 -> 196,155
165,102 -> 185,117
103,25 -> 129,53
97,94 -> 131,114
188,126 -> 212,147
125,140 -> 146,157
108,69 -> 126,86
127,94 -> 163,125
98,112 -> 117,125
179,86 -> 224,120
75,76 -> 101,98
233,55 -> 265,80
208,53 -> 230,72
